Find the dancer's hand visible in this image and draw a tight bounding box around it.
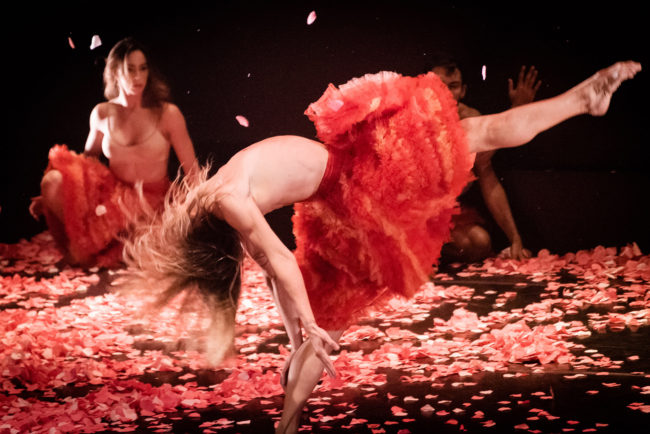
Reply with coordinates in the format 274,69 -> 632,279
509,238 -> 532,261
303,322 -> 339,378
29,196 -> 44,219
508,66 -> 542,107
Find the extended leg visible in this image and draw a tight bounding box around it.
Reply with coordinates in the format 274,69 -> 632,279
462,61 -> 641,153
276,329 -> 343,434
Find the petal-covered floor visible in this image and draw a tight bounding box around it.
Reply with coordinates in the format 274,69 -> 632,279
1,233 -> 649,433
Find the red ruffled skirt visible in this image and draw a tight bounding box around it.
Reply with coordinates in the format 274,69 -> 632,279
293,71 -> 474,330
44,145 -> 169,268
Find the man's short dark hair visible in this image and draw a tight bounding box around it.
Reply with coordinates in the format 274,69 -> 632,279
425,51 -> 464,76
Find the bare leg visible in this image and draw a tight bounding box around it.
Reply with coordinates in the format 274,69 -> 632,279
462,61 -> 642,153
41,170 -> 65,221
38,169 -> 78,263
276,329 -> 343,434
444,225 -> 492,263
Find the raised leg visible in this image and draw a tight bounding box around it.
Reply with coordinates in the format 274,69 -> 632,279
276,329 -> 343,434
462,61 -> 642,154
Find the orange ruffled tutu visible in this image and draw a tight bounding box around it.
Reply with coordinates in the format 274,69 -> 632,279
294,71 -> 474,330
44,145 -> 169,268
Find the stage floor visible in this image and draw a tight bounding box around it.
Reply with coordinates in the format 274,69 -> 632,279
1,233 -> 649,433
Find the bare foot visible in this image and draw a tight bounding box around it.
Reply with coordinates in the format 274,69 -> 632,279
582,61 -> 642,116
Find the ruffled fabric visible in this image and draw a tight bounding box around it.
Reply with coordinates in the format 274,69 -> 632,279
44,145 -> 169,268
294,71 -> 473,330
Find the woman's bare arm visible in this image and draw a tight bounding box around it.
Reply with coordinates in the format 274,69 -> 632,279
218,194 -> 340,377
84,104 -> 104,157
163,103 -> 199,178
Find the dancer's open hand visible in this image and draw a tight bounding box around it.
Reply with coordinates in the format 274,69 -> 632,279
509,238 -> 532,261
303,322 -> 340,378
508,65 -> 542,107
29,196 -> 44,219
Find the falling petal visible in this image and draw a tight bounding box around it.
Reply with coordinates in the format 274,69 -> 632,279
90,35 -> 102,50
236,115 -> 250,127
481,65 -> 487,81
95,205 -> 107,216
307,11 -> 317,25
68,37 -> 75,49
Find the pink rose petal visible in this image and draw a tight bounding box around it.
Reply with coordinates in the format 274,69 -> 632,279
90,34 -> 102,50
307,11 -> 317,25
235,115 -> 249,127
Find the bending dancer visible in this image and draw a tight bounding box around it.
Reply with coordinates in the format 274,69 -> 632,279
30,37 -> 199,267
123,61 -> 640,433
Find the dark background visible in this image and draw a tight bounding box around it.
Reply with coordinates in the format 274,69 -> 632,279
2,1 -> 648,255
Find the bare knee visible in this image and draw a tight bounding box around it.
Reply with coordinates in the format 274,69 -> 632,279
467,226 -> 491,256
40,170 -> 65,219
41,170 -> 63,199
448,225 -> 491,262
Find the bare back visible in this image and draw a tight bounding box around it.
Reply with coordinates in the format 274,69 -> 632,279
208,135 -> 329,215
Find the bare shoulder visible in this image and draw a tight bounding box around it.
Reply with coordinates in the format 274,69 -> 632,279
161,103 -> 185,121
458,102 -> 481,119
211,156 -> 252,199
89,102 -> 112,129
216,190 -> 258,235
91,102 -> 111,119
159,103 -> 187,133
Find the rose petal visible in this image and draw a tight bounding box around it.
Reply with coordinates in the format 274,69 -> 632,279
307,11 -> 317,25
90,35 -> 102,50
235,115 -> 249,127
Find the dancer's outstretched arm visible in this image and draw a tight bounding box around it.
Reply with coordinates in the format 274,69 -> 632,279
462,61 -> 641,154
218,194 -> 340,377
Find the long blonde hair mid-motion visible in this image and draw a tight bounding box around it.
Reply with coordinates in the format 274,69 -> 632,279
120,166 -> 244,365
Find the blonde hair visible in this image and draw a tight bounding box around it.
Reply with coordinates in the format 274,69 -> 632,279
120,167 -> 243,365
103,37 -> 170,108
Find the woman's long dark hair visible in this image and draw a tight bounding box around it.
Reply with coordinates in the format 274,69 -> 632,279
103,37 -> 170,108
121,167 -> 243,364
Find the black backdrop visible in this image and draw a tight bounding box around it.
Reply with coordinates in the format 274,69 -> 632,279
2,1 -> 648,254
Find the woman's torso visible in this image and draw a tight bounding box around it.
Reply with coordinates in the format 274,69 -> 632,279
209,136 -> 329,215
100,103 -> 171,184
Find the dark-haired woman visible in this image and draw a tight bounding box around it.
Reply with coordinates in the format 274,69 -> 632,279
124,61 -> 640,433
30,37 -> 199,267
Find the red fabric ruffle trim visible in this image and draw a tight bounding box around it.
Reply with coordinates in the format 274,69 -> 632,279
44,145 -> 169,268
295,71 -> 473,329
